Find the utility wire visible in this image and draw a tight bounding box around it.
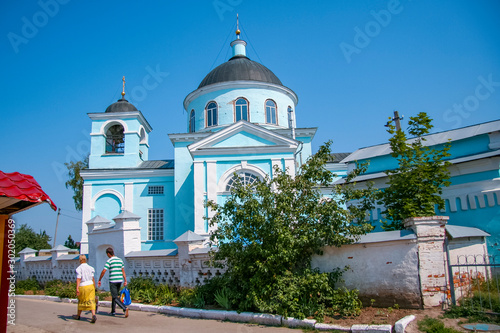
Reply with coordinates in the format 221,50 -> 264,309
239,21 -> 263,64
209,21 -> 237,72
60,213 -> 81,221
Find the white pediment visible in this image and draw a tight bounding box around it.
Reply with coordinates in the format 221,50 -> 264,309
188,121 -> 299,156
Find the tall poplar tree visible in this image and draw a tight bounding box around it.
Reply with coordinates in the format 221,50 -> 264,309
379,112 -> 451,230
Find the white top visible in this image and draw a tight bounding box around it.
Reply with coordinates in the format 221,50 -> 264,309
76,263 -> 95,287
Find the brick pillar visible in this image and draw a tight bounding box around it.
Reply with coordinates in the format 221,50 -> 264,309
404,216 -> 449,308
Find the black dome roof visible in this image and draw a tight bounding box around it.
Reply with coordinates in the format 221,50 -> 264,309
105,97 -> 138,113
198,55 -> 283,89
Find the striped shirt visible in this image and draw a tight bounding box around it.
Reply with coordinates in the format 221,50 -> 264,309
103,256 -> 124,283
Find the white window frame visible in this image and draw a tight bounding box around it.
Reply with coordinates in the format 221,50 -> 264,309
147,208 -> 164,241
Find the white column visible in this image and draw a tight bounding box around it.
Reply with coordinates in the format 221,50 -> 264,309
271,158 -> 282,178
206,161 -> 217,234
80,183 -> 92,254
193,161 -> 205,235
284,157 -> 296,176
124,182 -> 134,211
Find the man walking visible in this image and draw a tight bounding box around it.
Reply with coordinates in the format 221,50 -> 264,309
98,247 -> 129,317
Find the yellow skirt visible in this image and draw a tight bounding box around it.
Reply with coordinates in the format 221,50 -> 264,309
78,284 -> 96,311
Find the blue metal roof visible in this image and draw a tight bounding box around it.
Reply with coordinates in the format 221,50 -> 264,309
356,229 -> 417,244
446,225 -> 490,239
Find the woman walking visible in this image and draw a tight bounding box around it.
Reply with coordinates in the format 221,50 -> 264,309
72,254 -> 97,323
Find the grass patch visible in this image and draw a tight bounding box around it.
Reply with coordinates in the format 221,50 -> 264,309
418,316 -> 463,333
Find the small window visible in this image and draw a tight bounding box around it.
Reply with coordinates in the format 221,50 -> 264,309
147,208 -> 164,241
235,98 -> 249,122
105,124 -> 125,154
226,172 -> 259,191
206,102 -> 218,127
148,186 -> 164,195
139,128 -> 147,144
287,106 -> 294,128
189,109 -> 195,133
265,100 -> 277,124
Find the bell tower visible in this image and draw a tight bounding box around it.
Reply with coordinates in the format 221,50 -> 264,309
87,77 -> 153,169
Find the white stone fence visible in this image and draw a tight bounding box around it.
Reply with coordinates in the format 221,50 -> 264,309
15,245 -> 80,284
312,216 -> 490,308
14,216 -> 489,309
14,235 -> 225,288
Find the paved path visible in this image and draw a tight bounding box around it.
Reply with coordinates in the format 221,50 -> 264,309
7,298 -> 299,333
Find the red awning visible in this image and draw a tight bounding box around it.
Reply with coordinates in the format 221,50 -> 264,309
0,170 -> 57,215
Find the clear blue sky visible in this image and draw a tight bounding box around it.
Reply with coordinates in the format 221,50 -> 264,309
1,0 -> 499,247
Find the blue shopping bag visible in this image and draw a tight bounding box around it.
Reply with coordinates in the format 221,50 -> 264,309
120,287 -> 132,306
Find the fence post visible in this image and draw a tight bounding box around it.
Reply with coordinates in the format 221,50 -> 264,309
174,231 -> 206,287
404,216 -> 449,308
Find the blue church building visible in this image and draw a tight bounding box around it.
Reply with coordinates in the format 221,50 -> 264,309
80,30 -> 316,254
80,28 -> 500,258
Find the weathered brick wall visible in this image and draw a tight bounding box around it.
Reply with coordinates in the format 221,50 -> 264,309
404,216 -> 449,307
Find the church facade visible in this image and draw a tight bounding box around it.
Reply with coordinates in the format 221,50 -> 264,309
80,32 -> 316,255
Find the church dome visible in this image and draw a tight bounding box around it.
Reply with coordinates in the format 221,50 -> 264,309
105,97 -> 138,113
198,55 -> 283,89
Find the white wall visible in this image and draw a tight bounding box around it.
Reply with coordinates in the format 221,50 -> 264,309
312,239 -> 421,308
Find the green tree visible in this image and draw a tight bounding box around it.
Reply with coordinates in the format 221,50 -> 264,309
379,112 -> 451,230
15,224 -> 51,255
65,156 -> 88,211
64,235 -> 76,249
205,141 -> 376,318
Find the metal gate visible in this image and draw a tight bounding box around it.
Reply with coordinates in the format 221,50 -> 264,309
447,253 -> 500,314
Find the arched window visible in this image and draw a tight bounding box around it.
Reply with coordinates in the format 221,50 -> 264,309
206,102 -> 218,127
189,109 -> 196,133
225,171 -> 259,191
105,124 -> 125,153
139,127 -> 147,144
235,98 -> 249,122
265,100 -> 277,124
287,106 -> 294,127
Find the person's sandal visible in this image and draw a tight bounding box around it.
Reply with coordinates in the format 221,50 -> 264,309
72,315 -> 80,320
90,315 -> 97,323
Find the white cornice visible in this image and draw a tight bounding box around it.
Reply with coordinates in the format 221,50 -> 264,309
168,127 -> 317,145
191,145 -> 298,157
274,127 -> 318,139
88,111 -> 153,132
168,132 -> 211,143
183,81 -> 299,110
81,168 -> 174,180
336,151 -> 500,184
188,121 -> 299,157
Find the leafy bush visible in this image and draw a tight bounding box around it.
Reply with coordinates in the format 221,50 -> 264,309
44,279 -> 64,289
44,280 -> 77,299
195,276 -> 229,305
128,277 -> 156,292
138,289 -> 157,304
205,142 -> 374,320
96,290 -> 110,301
418,316 -> 462,333
214,287 -> 231,310
16,277 -> 41,293
156,284 -> 175,305
192,290 -> 206,309
178,288 -> 195,307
